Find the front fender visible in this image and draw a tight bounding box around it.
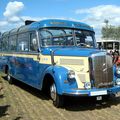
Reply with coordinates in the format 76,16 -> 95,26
41,65 -> 77,95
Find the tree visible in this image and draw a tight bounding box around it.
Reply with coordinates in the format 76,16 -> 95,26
104,19 -> 109,28
101,20 -> 120,40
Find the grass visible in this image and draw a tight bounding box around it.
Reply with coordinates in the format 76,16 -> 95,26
0,72 -> 120,120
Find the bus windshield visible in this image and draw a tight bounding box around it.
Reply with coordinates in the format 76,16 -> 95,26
39,28 -> 95,48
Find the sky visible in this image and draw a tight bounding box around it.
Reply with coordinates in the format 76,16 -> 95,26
1,0 -> 120,38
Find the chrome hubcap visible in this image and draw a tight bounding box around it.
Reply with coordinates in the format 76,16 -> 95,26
50,83 -> 56,101
7,74 -> 11,81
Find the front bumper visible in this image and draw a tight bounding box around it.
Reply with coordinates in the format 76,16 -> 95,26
62,85 -> 120,96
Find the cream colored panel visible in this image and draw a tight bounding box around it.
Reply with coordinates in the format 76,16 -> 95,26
0,53 -> 90,89
57,56 -> 90,89
39,54 -> 51,64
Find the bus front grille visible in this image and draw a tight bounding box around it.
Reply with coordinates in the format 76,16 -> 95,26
89,53 -> 113,88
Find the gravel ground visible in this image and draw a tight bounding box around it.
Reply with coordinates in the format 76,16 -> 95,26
0,73 -> 120,120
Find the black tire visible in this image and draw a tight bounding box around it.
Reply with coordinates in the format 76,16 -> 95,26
50,83 -> 64,108
53,94 -> 64,108
103,94 -> 115,101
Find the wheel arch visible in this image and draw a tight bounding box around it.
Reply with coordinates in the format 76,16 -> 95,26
42,73 -> 55,95
3,64 -> 9,74
41,65 -> 68,95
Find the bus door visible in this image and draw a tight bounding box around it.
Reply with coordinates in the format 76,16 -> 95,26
28,32 -> 41,88
15,32 -> 40,87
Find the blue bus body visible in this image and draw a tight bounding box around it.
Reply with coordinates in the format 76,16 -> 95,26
0,19 -> 120,107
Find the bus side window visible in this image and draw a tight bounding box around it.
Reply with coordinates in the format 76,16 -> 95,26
2,37 -> 9,51
30,33 -> 38,51
18,33 -> 29,52
0,39 -> 2,51
9,35 -> 17,51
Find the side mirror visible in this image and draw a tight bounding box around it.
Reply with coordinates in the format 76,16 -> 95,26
37,48 -> 41,53
98,46 -> 103,50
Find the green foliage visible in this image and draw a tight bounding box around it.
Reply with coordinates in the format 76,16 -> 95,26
102,25 -> 120,40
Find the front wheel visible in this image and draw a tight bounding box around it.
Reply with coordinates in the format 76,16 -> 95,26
50,83 -> 64,108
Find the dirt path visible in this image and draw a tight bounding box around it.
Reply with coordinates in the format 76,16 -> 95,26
0,73 -> 120,120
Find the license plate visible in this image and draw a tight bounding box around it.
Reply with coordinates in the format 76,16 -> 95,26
90,90 -> 107,96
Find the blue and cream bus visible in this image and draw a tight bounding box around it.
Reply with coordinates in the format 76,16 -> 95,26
0,19 -> 120,107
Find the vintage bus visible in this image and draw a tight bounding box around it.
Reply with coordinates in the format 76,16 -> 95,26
0,19 -> 120,107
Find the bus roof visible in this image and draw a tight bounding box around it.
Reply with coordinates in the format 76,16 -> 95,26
29,19 -> 94,31
2,19 -> 94,36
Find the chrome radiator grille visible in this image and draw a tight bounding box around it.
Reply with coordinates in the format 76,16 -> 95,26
90,53 -> 113,88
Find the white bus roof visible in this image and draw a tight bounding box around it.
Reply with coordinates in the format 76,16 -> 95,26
97,39 -> 120,42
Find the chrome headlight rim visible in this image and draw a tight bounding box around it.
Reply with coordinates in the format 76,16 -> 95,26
67,70 -> 75,79
116,67 -> 120,75
116,78 -> 120,85
84,82 -> 91,89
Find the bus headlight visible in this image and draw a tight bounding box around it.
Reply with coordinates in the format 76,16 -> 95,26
116,67 -> 120,75
84,82 -> 91,89
67,70 -> 75,79
116,78 -> 120,85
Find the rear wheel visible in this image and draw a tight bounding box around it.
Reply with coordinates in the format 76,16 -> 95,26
50,82 -> 64,108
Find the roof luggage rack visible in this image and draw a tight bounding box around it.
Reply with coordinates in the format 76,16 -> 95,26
25,20 -> 36,25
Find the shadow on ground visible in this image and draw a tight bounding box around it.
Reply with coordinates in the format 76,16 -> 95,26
2,76 -> 49,100
0,76 -> 10,118
63,95 -> 120,111
14,116 -> 23,120
0,94 -> 4,99
0,105 -> 10,118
